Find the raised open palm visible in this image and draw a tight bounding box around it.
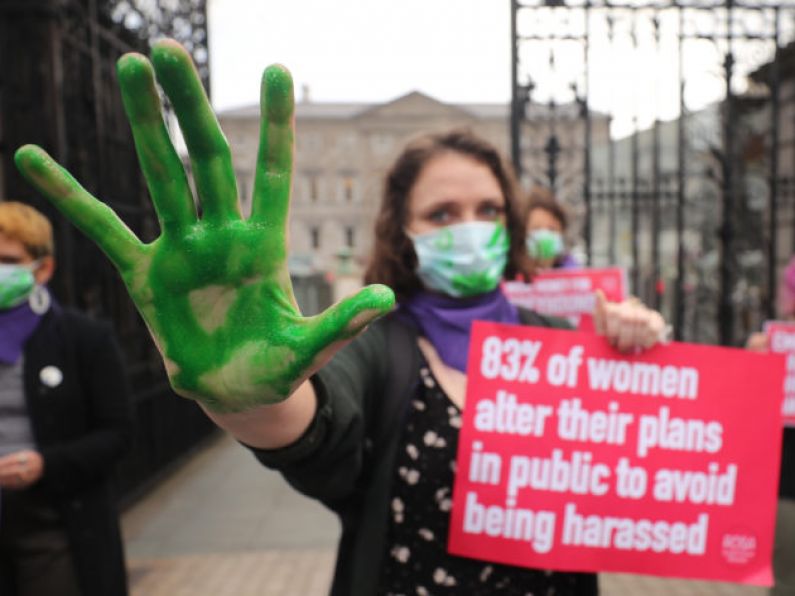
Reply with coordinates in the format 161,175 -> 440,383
15,40 -> 394,412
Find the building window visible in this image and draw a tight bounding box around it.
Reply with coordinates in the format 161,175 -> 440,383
309,175 -> 319,202
337,133 -> 356,153
303,133 -> 322,153
345,226 -> 355,248
370,132 -> 394,155
310,226 -> 320,249
338,172 -> 357,202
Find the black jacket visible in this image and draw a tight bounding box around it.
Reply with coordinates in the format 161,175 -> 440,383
22,305 -> 132,596
781,428 -> 794,500
252,309 -> 592,596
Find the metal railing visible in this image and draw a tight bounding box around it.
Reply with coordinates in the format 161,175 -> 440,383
511,0 -> 795,345
0,0 -> 215,501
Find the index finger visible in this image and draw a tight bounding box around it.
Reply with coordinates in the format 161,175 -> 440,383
592,289 -> 607,335
14,145 -> 143,272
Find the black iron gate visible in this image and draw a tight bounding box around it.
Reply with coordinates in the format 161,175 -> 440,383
511,0 -> 795,346
0,0 -> 214,501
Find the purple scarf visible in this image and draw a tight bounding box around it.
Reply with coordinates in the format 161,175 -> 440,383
0,301 -> 44,364
399,288 -> 519,372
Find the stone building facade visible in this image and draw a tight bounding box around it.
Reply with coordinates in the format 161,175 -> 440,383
219,91 -> 512,277
219,91 -> 609,288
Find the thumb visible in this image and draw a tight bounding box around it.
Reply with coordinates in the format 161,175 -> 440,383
314,284 -> 396,344
593,289 -> 607,335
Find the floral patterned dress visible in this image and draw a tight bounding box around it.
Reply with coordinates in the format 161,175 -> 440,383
376,364 -> 598,596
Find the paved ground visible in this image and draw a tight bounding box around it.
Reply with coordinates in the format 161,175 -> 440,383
122,432 -> 766,596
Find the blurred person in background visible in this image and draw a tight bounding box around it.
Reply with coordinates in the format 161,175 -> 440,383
745,255 -> 795,596
0,201 -> 132,596
524,187 -> 579,271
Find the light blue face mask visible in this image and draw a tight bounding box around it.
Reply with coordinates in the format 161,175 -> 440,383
410,221 -> 509,298
0,262 -> 37,310
526,229 -> 564,261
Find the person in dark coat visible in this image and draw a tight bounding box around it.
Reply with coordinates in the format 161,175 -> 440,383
746,255 -> 795,596
523,187 -> 579,271
0,201 -> 132,596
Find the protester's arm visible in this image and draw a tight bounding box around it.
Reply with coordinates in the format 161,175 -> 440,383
250,320 -> 392,504
201,378 -> 319,449
14,40 -> 394,450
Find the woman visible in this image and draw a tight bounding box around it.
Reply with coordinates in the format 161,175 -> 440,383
14,40 -> 665,595
0,202 -> 131,596
745,256 -> 795,596
524,187 -> 578,270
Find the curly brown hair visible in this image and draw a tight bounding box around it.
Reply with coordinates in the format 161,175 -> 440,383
363,129 -> 532,300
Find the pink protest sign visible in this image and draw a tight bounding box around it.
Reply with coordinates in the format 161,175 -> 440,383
503,267 -> 627,331
449,322 -> 784,585
764,321 -> 795,427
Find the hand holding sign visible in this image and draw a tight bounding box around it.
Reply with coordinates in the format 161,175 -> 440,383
593,290 -> 667,353
503,268 -> 667,351
745,332 -> 769,353
451,322 -> 785,586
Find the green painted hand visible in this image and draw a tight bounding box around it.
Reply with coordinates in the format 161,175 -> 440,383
14,40 -> 395,413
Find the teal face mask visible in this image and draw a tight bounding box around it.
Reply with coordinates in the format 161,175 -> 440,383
410,221 -> 509,298
526,229 -> 564,261
0,263 -> 37,309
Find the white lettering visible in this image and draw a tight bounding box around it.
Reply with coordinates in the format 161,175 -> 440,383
587,359 -> 699,399
561,503 -> 708,555
507,450 -> 611,504
556,399 -> 634,445
653,463 -> 738,506
783,395 -> 795,417
468,441 -> 501,485
772,331 -> 795,353
636,407 -> 723,457
474,391 -> 552,437
463,492 -> 556,553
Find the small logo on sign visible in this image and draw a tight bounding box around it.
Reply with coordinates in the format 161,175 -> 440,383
721,531 -> 758,565
39,366 -> 63,388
